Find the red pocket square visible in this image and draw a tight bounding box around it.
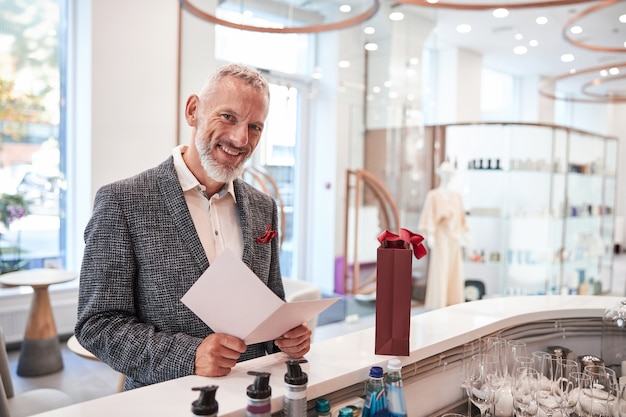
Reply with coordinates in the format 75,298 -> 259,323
256,224 -> 277,243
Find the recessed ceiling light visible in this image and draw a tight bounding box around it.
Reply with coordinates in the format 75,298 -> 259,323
339,5 -> 351,13
338,60 -> 350,68
536,16 -> 548,25
561,54 -> 575,63
372,86 -> 381,93
569,68 -> 577,74
619,14 -> 626,23
600,69 -> 608,77
389,91 -> 399,99
456,24 -> 472,34
570,26 -> 583,34
427,0 -> 439,3
609,67 -> 620,75
384,80 -> 392,88
364,26 -> 375,35
364,42 -> 378,51
513,46 -> 528,55
514,33 -> 524,41
529,40 -> 539,47
409,57 -> 419,65
493,8 -> 509,18
389,12 -> 404,21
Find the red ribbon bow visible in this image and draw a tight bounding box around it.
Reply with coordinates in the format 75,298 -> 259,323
256,224 -> 277,243
377,228 -> 427,259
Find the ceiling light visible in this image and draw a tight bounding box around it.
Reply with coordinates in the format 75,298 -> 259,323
384,80 -> 392,88
600,69 -> 608,77
364,43 -> 378,51
338,60 -> 350,68
427,0 -> 439,3
620,14 -> 626,23
529,40 -> 538,47
561,54 -> 575,63
339,4 -> 352,13
389,12 -> 404,21
409,57 -> 419,65
456,24 -> 472,34
569,25 -> 583,34
536,16 -> 548,25
514,33 -> 524,40
364,26 -> 375,35
372,86 -> 381,93
493,8 -> 509,18
389,91 -> 399,99
513,46 -> 528,55
569,69 -> 577,74
609,67 -> 620,75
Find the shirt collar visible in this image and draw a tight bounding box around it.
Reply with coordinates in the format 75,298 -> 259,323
172,145 -> 237,201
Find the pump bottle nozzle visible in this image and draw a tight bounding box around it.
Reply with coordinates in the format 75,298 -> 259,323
191,385 -> 218,416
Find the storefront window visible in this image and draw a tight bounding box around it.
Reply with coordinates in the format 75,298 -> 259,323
0,0 -> 65,274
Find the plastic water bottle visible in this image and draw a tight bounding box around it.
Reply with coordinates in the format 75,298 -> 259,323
363,366 -> 389,417
384,359 -> 407,417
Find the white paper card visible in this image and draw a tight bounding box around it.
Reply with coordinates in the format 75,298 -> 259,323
181,248 -> 339,344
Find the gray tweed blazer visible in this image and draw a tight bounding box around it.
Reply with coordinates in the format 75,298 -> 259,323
75,156 -> 284,390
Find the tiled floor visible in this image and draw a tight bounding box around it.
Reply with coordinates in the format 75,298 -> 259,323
5,254 -> 625,408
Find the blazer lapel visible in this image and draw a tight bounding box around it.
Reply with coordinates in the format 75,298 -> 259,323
157,158 -> 209,272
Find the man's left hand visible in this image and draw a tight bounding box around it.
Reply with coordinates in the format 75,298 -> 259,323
274,323 -> 311,358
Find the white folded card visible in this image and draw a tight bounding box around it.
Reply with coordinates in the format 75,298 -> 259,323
181,248 -> 339,344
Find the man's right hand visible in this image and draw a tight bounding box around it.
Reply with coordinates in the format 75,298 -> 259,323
194,333 -> 247,377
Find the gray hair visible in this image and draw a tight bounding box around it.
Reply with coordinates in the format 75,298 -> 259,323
202,63 -> 270,100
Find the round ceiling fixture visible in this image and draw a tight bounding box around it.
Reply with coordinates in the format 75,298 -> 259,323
540,62 -> 626,103
178,0 -> 380,34
562,0 -> 626,53
394,0 -> 594,10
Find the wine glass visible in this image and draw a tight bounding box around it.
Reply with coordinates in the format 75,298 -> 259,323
461,340 -> 482,417
513,366 -> 540,417
466,354 -> 501,417
581,365 -> 619,417
535,353 -> 563,417
565,371 -> 592,417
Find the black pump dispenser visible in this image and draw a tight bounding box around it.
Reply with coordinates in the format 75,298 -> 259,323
284,359 -> 308,385
246,371 -> 271,399
191,385 -> 218,416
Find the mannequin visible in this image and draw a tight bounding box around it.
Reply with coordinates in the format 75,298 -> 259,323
418,161 -> 470,310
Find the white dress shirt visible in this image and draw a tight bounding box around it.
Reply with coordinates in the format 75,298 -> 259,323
172,145 -> 243,263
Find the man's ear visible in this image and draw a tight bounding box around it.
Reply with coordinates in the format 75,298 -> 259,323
185,94 -> 199,126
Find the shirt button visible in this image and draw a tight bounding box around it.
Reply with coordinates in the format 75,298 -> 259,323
215,231 -> 219,236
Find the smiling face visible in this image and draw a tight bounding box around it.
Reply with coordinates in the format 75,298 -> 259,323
184,73 -> 270,193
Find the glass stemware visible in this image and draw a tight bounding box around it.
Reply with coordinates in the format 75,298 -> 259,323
566,371 -> 592,417
466,354 -> 501,417
581,365 -> 619,417
513,366 -> 540,417
461,340 -> 482,417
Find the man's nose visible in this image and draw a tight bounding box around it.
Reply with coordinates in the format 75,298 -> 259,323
231,123 -> 249,146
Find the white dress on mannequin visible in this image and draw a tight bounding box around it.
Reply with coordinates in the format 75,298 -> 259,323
418,163 -> 469,310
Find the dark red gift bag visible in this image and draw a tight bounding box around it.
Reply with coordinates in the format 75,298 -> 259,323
375,229 -> 427,356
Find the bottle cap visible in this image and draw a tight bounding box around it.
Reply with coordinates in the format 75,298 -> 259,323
369,366 -> 383,378
315,398 -> 330,413
338,407 -> 354,417
247,371 -> 272,399
191,385 -> 218,416
284,359 -> 308,385
387,358 -> 402,371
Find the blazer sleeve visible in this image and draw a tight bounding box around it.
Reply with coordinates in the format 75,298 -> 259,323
75,182 -> 202,387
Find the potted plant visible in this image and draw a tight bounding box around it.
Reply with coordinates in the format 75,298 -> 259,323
0,192 -> 30,273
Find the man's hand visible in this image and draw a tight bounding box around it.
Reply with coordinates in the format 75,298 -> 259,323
274,323 -> 311,358
194,333 -> 247,377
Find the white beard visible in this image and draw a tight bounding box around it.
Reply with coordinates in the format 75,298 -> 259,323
196,136 -> 245,183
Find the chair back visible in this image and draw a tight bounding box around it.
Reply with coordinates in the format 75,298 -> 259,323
0,326 -> 14,417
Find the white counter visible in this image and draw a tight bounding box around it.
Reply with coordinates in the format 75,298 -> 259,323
32,295 -> 623,417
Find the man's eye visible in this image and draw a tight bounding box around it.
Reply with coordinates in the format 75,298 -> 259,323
249,124 -> 262,132
222,114 -> 233,121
